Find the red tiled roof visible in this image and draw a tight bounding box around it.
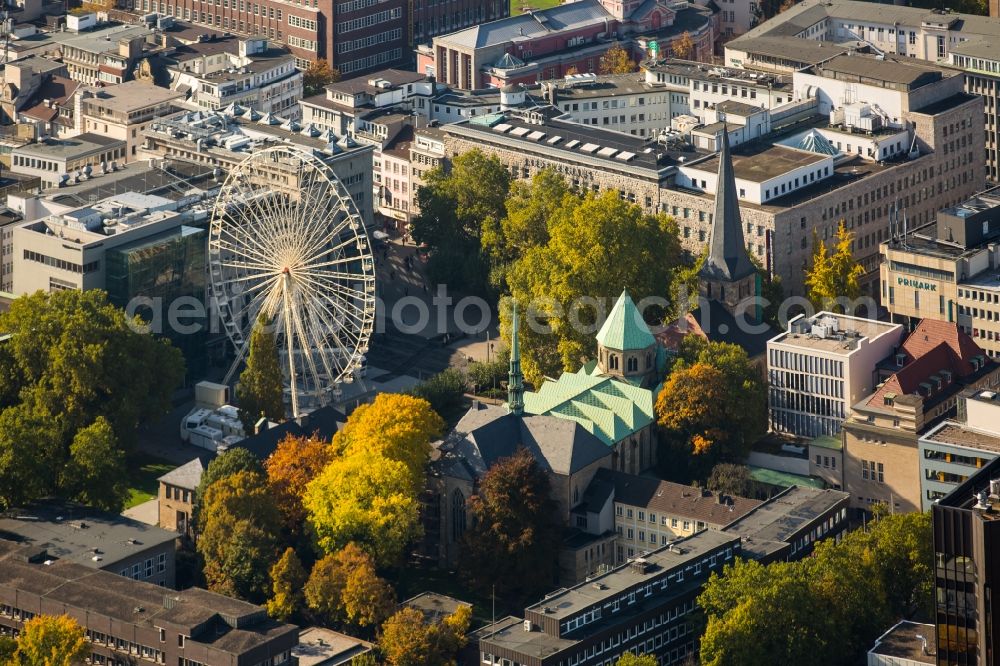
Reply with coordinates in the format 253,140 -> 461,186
866,321 -> 988,408
655,313 -> 708,352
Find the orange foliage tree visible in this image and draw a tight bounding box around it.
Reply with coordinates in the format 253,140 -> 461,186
265,433 -> 336,532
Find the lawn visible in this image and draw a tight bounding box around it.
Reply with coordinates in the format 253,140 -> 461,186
509,0 -> 561,14
125,454 -> 175,509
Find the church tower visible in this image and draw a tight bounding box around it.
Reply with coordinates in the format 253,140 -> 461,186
595,289 -> 657,386
507,300 -> 524,416
698,128 -> 760,319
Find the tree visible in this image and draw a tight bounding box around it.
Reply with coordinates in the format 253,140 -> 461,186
707,463 -> 758,499
658,340 -> 767,480
62,417 -> 129,511
616,654 -> 658,666
804,221 -> 864,312
671,32 -> 695,60
265,434 -> 336,533
379,604 -> 472,666
410,368 -> 468,418
467,350 -> 508,397
0,290 -> 183,509
194,447 -> 264,532
460,448 -> 561,604
380,608 -> 433,666
505,190 -> 684,384
564,65 -> 579,76
267,547 -> 307,621
304,453 -> 422,566
303,60 -> 341,96
237,316 -> 285,432
197,470 -> 282,602
698,512 -> 932,666
14,615 -> 89,666
0,635 -> 15,664
331,393 -> 443,489
599,43 -> 637,74
412,150 -> 511,293
304,543 -> 395,627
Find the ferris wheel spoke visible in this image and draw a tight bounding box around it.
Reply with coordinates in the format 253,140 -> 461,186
293,278 -> 364,355
294,273 -> 371,330
301,227 -> 365,266
294,270 -> 373,305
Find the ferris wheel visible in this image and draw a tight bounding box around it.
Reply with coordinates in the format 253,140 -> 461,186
209,145 -> 376,417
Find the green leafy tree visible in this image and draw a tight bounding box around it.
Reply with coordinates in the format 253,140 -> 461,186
412,150 -> 511,293
460,448 -> 561,605
267,547 -> 307,621
699,512 -> 932,666
616,653 -> 658,666
304,542 -> 395,628
410,368 -> 468,418
237,316 -> 286,431
706,463 -> 758,499
0,290 -> 183,509
62,417 -> 129,511
599,43 -> 638,74
193,447 -> 264,532
505,190 -> 684,384
804,221 -> 864,312
14,614 -> 89,666
466,350 -> 509,397
197,470 -> 282,602
0,635 -> 15,663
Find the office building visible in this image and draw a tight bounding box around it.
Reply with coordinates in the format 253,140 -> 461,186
139,107 -> 375,227
299,69 -> 433,137
0,501 -> 177,588
477,485 -> 849,666
10,134 -> 128,188
918,387 -> 1000,510
932,455 -> 1000,665
165,36 -> 303,117
433,50 -> 984,296
78,82 -> 187,161
725,0 -> 1000,181
418,0 -> 716,91
881,187 -> 1000,358
0,540 -> 298,665
767,312 -> 905,438
843,319 -> 1000,515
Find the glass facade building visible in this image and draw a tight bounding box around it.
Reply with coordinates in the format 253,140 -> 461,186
105,225 -> 209,379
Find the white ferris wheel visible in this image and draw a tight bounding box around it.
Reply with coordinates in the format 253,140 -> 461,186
209,145 -> 376,417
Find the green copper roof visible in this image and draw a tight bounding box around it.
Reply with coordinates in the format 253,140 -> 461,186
748,466 -> 826,489
522,367 -> 655,447
595,290 -> 656,352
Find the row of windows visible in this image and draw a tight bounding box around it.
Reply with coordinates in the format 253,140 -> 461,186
339,47 -> 402,74
336,27 -> 401,54
288,35 -> 317,51
336,7 -> 401,34
337,0 -> 377,11
861,459 -> 885,483
23,250 -> 99,274
768,349 -> 845,377
119,553 -> 167,581
287,13 -> 317,30
769,370 -> 845,399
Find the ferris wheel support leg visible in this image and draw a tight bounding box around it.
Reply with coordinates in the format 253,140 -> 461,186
282,271 -> 300,419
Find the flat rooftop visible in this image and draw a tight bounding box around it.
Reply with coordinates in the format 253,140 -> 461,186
292,628 -> 371,666
727,35 -> 852,64
687,143 -> 826,182
868,621 -> 936,665
923,421 -> 1000,453
644,59 -> 794,90
0,501 -> 177,567
770,313 -> 902,353
525,529 -> 737,622
401,592 -> 471,624
15,133 -> 123,160
84,81 -> 186,113
810,54 -> 946,90
722,486 -> 849,560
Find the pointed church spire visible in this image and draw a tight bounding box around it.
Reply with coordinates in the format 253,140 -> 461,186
699,127 -> 756,283
508,299 -> 524,416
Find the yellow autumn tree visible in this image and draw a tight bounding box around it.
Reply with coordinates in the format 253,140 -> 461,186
804,220 -> 865,312
599,43 -> 638,75
267,547 -> 307,621
330,393 -> 443,489
657,362 -> 730,461
303,542 -> 395,627
671,31 -> 695,60
15,615 -> 89,666
303,60 -> 341,96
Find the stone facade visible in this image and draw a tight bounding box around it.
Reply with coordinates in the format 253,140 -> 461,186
158,480 -> 194,535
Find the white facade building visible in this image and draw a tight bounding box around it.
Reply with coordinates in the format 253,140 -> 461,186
768,312 -> 905,438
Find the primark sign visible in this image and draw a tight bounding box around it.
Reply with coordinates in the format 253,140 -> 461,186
897,276 -> 938,291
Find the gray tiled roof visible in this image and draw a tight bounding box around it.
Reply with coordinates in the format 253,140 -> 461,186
157,458 -> 204,491
440,0 -> 612,50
